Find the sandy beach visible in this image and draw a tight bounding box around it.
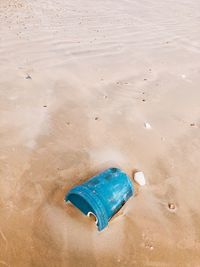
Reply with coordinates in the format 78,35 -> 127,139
1,0 -> 200,266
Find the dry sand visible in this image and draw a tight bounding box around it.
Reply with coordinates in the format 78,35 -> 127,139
1,0 -> 200,266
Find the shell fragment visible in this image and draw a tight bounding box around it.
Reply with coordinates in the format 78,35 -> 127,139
134,171 -> 146,186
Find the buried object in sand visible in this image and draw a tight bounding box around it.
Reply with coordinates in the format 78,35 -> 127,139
65,168 -> 134,231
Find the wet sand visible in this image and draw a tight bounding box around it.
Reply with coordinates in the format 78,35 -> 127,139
1,0 -> 200,266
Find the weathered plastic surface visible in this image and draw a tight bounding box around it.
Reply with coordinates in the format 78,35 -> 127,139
65,167 -> 134,231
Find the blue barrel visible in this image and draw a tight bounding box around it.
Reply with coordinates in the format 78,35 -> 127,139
65,167 -> 134,231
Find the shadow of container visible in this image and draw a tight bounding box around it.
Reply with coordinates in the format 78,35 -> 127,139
65,167 -> 134,231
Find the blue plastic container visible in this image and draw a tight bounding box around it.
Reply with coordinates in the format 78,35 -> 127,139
65,167 -> 134,231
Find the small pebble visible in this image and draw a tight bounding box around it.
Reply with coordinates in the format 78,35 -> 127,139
43,105 -> 47,108
95,117 -> 99,120
142,99 -> 146,102
144,122 -> 151,129
145,242 -> 154,250
168,203 -> 176,210
25,74 -> 32,79
190,123 -> 195,127
66,122 -> 70,125
134,171 -> 146,186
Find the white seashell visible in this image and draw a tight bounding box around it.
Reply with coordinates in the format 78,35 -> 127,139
134,171 -> 146,186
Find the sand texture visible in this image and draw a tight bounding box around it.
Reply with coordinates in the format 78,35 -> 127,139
1,0 -> 200,266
